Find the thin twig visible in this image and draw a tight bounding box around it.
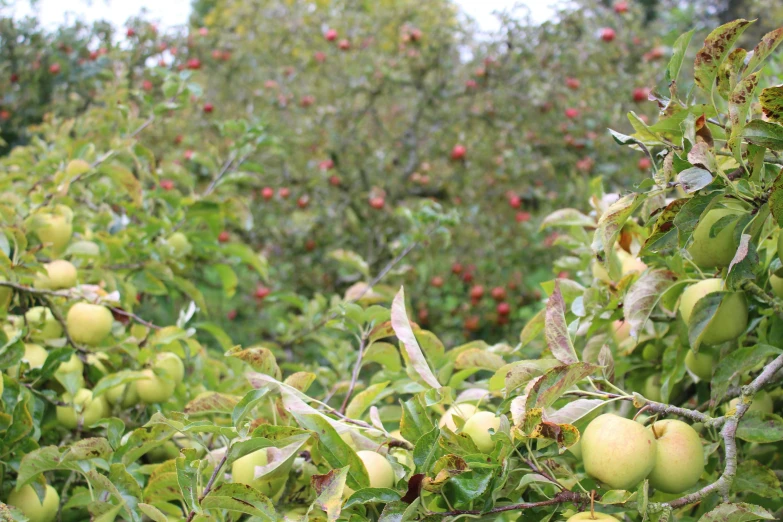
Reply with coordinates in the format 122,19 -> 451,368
339,333 -> 368,414
431,489 -> 586,517
185,452 -> 228,522
109,306 -> 162,330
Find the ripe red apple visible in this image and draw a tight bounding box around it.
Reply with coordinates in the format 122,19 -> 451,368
211,49 -> 222,60
410,28 -> 422,41
300,95 -> 315,107
614,1 -> 629,13
509,195 -> 521,209
319,159 -> 334,170
369,196 -> 385,209
10,73 -> 19,82
329,175 -> 341,186
431,276 -> 444,288
264,80 -> 278,89
465,79 -> 477,89
255,286 -> 271,299
218,231 -> 230,243
491,287 -> 506,301
470,285 -> 484,300
203,103 -> 214,113
0,110 -> 10,121
418,308 -> 429,323
497,302 -> 511,315
221,51 -> 231,61
184,150 -> 194,160
314,51 -> 326,63
126,27 -> 136,37
198,27 -> 208,37
325,29 -> 338,41
174,135 -> 183,145
227,309 -> 237,320
279,187 -> 290,199
515,211 -> 531,223
644,47 -> 665,61
462,272 -> 474,283
566,77 -> 580,90
451,144 -> 466,161
261,187 -> 274,200
49,63 -> 61,75
633,87 -> 649,102
142,80 -> 153,91
565,108 -> 579,119
638,157 -> 652,170
452,263 -> 463,275
187,58 -> 202,70
600,28 -> 616,42
464,315 -> 480,331
297,195 -> 309,209
160,179 -> 175,191
338,39 -> 351,50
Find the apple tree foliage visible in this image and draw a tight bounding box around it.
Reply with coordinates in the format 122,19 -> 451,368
1,1 -> 783,522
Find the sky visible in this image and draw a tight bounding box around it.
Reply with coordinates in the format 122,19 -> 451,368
8,0 -> 560,32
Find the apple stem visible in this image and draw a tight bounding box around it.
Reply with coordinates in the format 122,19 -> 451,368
590,490 -> 595,519
651,422 -> 660,439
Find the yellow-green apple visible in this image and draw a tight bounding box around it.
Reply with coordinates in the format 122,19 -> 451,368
728,391 -> 774,414
105,380 -> 139,408
35,260 -> 77,289
153,352 -> 185,383
65,158 -> 91,177
66,303 -> 114,345
57,388 -> 109,429
685,349 -> 714,381
678,278 -> 747,345
7,484 -> 59,522
136,369 -> 176,403
438,403 -> 479,431
31,208 -> 73,253
67,240 -> 100,259
581,414 -> 657,490
567,513 -> 620,522
688,208 -> 741,268
463,411 -> 501,452
232,449 -> 288,496
25,306 -> 63,340
167,232 -> 192,257
647,420 -> 704,493
771,273 -> 783,299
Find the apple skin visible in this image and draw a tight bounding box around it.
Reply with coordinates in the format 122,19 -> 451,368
66,303 -> 114,346
136,369 -> 176,404
57,388 -> 109,430
771,273 -> 783,298
678,278 -> 748,345
438,403 -> 479,431
33,213 -> 73,253
23,343 -> 49,369
567,513 -> 620,522
35,260 -> 78,289
232,449 -> 287,496
25,306 -> 63,341
688,209 -> 741,268
685,350 -> 714,381
7,484 -> 60,522
106,380 -> 139,408
153,352 -> 185,383
167,232 -> 192,257
581,414 -> 657,490
357,450 -> 395,488
463,411 -> 501,453
647,420 -> 704,494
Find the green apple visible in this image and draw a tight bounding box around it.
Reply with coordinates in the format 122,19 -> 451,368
106,380 -> 140,408
728,391 -> 774,415
0,277 -> 11,311
641,343 -> 662,361
357,450 -> 394,488
647,420 -> 704,493
581,414 -> 657,490
688,208 -> 741,268
777,230 -> 783,261
232,449 -> 287,496
463,411 -> 501,453
66,240 -> 101,259
612,320 -> 631,343
685,350 -> 714,382
54,353 -> 85,388
23,343 -> 49,369
146,441 -> 180,462
57,388 -> 109,430
35,260 -> 78,289
567,513 -> 620,522
153,352 -> 185,383
438,403 -> 479,431
618,249 -> 646,276
167,232 -> 192,257
7,484 -> 60,522
136,369 -> 176,404
32,210 -> 73,253
66,303 -> 114,345
678,278 -> 747,345
771,273 -> 783,299
25,306 -> 63,341
592,261 -> 612,284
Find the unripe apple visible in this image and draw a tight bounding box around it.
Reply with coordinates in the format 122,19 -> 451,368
106,380 -> 139,408
357,450 -> 394,488
685,349 -> 714,381
153,352 -> 185,383
618,250 -> 647,275
728,391 -> 773,415
7,484 -> 59,522
67,239 -> 100,259
581,414 -> 657,490
678,278 -> 748,345
32,212 -> 73,253
688,208 -> 741,268
35,260 -> 77,289
167,232 -> 192,257
232,449 -> 287,496
22,343 -> 49,370
25,307 -> 63,341
55,353 -> 84,383
567,513 -> 620,522
136,368 -> 176,404
463,411 -> 501,452
647,420 -> 704,493
771,273 -> 783,298
67,303 -> 114,346
57,388 -> 109,429
439,403 -> 479,431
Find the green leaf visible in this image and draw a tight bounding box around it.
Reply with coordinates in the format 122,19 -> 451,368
312,467 -> 349,522
712,345 -> 781,403
63,437 -> 113,461
175,449 -> 203,513
545,281 -> 578,365
344,488 -> 401,509
226,345 -> 280,378
687,292 -> 727,352
16,446 -> 84,488
213,264 -> 238,298
540,209 -> 595,229
400,395 -> 436,444
328,249 -> 370,277
99,163 -> 143,205
195,322 -> 234,350
693,19 -> 753,93
345,381 -> 390,419
392,287 -> 440,389
519,308 -> 545,348
201,483 -> 275,519
737,412 -> 783,443
232,388 -> 270,428
728,72 -> 760,157
677,167 -> 713,193
222,243 -> 268,280
362,342 -> 402,372
742,120 -> 783,150
92,370 -> 146,399
698,502 -> 774,522
171,276 -> 208,315
138,504 -> 168,522
666,29 -> 695,84
732,460 -> 782,498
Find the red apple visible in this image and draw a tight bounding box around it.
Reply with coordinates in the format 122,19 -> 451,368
305,239 -> 316,251
464,316 -> 480,331
314,51 -> 326,63
174,135 -> 183,145
509,195 -> 521,209
470,285 -> 484,300
633,87 -> 649,102
255,286 -> 271,299
565,108 -> 579,119
491,287 -> 507,301
126,27 -> 136,37
203,103 -> 214,114
227,309 -> 237,320
516,211 -> 531,223
218,231 -> 230,243
451,144 -> 466,161
600,28 -> 616,42
279,187 -> 290,199
452,263 -> 463,275
160,179 -> 175,191
0,110 -> 10,121
462,272 -> 474,283
614,1 -> 629,13
638,157 -> 652,170
566,77 -> 580,90
49,63 -> 61,75
369,196 -> 385,209
187,58 -> 202,70
319,159 -> 334,171
338,39 -> 351,51
261,187 -> 274,200
211,49 -> 222,60
431,276 -> 444,288
329,175 -> 341,186
297,195 -> 309,209
10,73 -> 18,82
142,80 -> 153,91
184,150 -> 194,160
198,27 -> 208,37
325,29 -> 338,41
497,302 -> 511,315
465,79 -> 477,89
418,308 -> 429,323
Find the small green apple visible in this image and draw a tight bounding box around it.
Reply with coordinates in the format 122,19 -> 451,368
153,352 -> 185,383
567,513 -> 620,522
685,350 -> 714,382
581,413 -> 657,490
678,278 -> 747,345
136,369 -> 176,404
688,208 -> 741,268
728,391 -> 774,415
462,411 -> 501,453
25,306 -> 63,341
771,273 -> 783,299
105,380 -> 139,408
35,260 -> 78,289
7,484 -> 59,522
232,449 -> 287,496
647,420 -> 704,493
31,210 -> 73,253
357,450 -> 394,488
167,232 -> 192,257
66,303 -> 114,345
57,388 -> 109,429
438,403 -> 479,431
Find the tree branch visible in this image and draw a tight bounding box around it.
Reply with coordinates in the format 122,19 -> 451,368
432,489 -> 586,517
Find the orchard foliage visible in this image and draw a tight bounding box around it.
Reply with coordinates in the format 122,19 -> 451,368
2,0 -> 783,521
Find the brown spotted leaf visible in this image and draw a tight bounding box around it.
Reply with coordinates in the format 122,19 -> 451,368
226,345 -> 281,378
624,269 -> 678,339
545,281 -> 578,365
717,48 -> 747,99
312,467 -> 349,522
747,28 -> 783,74
592,193 -> 645,261
694,19 -> 753,92
760,85 -> 783,123
729,72 -> 761,158
201,483 -> 275,519
769,170 -> 783,227
524,363 -> 599,412
183,392 -> 240,415
454,348 -> 506,371
742,119 -> 783,150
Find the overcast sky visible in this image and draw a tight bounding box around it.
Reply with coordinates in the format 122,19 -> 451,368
9,0 -> 560,32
